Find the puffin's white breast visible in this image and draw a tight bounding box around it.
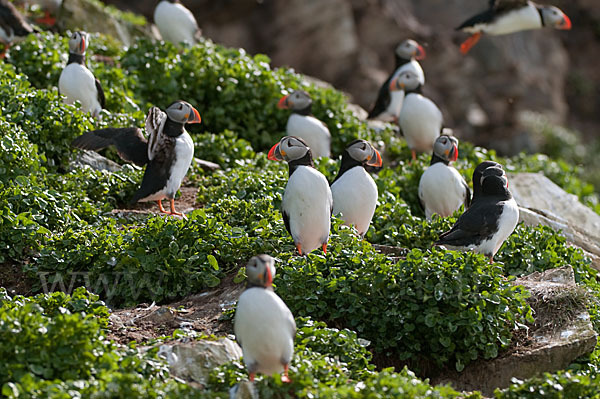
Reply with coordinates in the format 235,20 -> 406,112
282,165 -> 332,253
286,114 -> 331,158
475,198 -> 519,257
165,132 -> 194,198
466,3 -> 541,35
399,93 -> 442,152
58,63 -> 101,117
234,288 -> 295,375
418,163 -> 468,220
331,166 -> 378,236
154,1 -> 199,44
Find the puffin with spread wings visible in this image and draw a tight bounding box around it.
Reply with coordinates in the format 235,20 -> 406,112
71,101 -> 201,217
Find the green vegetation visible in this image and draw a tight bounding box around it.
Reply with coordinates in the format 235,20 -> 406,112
1,6 -> 600,397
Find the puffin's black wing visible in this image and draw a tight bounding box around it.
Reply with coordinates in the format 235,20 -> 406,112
456,8 -> 496,30
95,78 -> 106,109
368,73 -> 394,119
130,147 -> 173,204
463,180 -> 472,209
71,127 -> 149,167
282,210 -> 291,236
436,200 -> 502,246
492,0 -> 529,13
0,0 -> 34,37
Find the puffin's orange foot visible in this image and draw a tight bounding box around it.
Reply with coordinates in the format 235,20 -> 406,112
322,243 -> 328,254
296,243 -> 303,256
249,372 -> 255,382
410,149 -> 417,163
157,200 -> 168,214
281,365 -> 291,383
460,32 -> 482,55
168,199 -> 187,219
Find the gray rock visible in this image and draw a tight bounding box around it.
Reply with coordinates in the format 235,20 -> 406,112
69,149 -> 122,173
434,266 -> 597,396
157,337 -> 243,386
510,173 -> 600,270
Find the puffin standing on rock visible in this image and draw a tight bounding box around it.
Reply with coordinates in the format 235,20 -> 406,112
0,0 -> 34,58
419,135 -> 471,220
457,0 -> 572,54
389,72 -> 445,161
436,163 -> 519,262
278,90 -> 331,159
71,100 -> 201,217
154,0 -> 201,45
268,136 -> 332,255
331,139 -> 382,236
58,31 -> 105,119
368,39 -> 426,121
234,254 -> 296,383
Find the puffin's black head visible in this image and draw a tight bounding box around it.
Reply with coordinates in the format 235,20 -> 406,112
472,161 -> 502,197
246,254 -> 276,289
68,31 -> 88,55
267,136 -> 313,164
389,70 -> 421,93
277,90 -> 312,115
433,135 -> 459,163
165,100 -> 202,125
480,166 -> 509,196
395,39 -> 426,61
345,139 -> 383,168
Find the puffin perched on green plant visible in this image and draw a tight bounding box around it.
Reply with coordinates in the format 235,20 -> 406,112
71,100 -> 201,217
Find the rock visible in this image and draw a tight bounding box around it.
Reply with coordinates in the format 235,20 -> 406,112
157,337 -> 243,386
58,0 -> 159,46
194,157 -> 220,171
510,173 -> 600,270
69,149 -> 122,172
434,266 -> 597,396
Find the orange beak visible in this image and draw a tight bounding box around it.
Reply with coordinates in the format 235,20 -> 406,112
366,148 -> 383,167
559,13 -> 572,30
80,36 -> 86,53
187,107 -> 202,124
451,144 -> 458,162
277,95 -> 289,109
265,264 -> 273,287
389,78 -> 399,92
415,44 -> 426,60
268,143 -> 283,161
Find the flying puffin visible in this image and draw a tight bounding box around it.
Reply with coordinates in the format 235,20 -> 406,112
234,254 -> 296,383
389,72 -> 444,161
29,0 -> 62,26
436,163 -> 519,262
368,39 -> 426,121
418,135 -> 471,220
268,136 -> 332,255
154,0 -> 201,45
331,139 -> 382,236
0,0 -> 34,58
71,100 -> 201,217
278,90 -> 331,159
58,31 -> 105,119
457,0 -> 572,54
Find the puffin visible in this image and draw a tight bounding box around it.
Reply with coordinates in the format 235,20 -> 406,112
278,90 -> 331,159
58,31 -> 105,119
71,100 -> 201,217
436,163 -> 519,262
457,0 -> 572,54
330,139 -> 382,236
419,135 -> 471,220
390,72 -> 444,161
268,136 -> 332,255
154,0 -> 201,46
0,0 -> 34,58
368,39 -> 426,121
234,254 -> 296,383
472,160 -> 503,201
30,0 -> 61,26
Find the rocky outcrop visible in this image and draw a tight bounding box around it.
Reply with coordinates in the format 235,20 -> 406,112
510,173 -> 600,270
434,266 -> 597,396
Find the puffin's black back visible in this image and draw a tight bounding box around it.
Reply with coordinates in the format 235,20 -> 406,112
368,52 -> 414,119
456,0 -> 529,29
